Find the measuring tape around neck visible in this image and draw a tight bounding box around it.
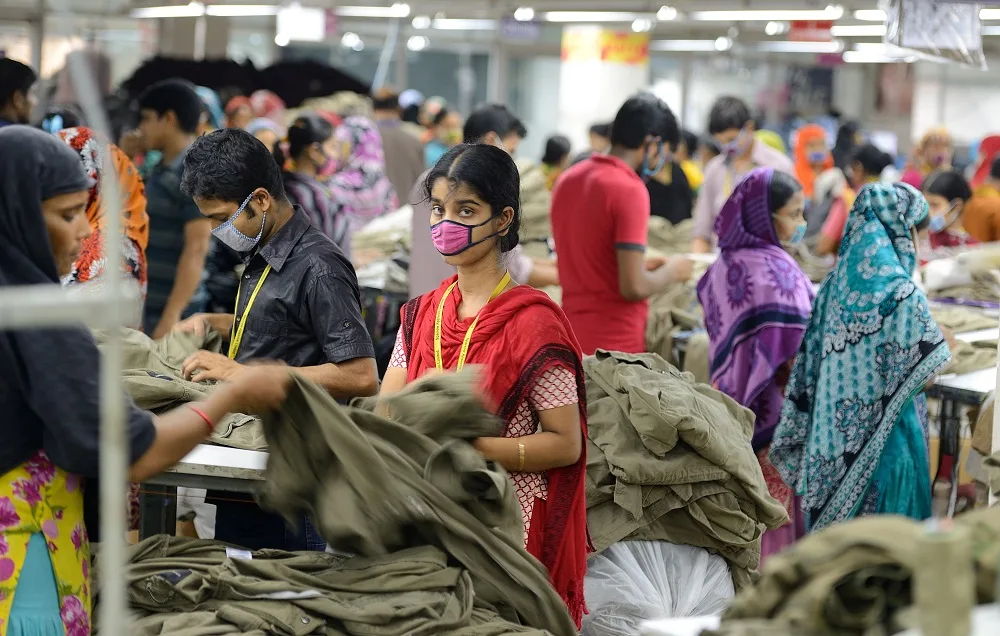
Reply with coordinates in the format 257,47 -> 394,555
433,272 -> 511,371
228,264 -> 272,359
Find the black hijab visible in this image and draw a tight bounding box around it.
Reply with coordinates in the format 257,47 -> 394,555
0,125 -> 89,286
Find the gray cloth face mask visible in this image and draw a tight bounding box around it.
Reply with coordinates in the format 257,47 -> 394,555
212,192 -> 265,254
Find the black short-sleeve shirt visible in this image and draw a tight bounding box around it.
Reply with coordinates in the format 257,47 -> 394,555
231,207 -> 375,367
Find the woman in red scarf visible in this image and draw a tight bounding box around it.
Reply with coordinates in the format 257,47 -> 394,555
380,143 -> 590,626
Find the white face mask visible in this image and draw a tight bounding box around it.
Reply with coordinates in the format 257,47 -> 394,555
211,193 -> 265,254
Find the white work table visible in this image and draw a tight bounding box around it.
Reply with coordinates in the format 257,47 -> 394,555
956,327 -> 1000,344
140,444 -> 268,539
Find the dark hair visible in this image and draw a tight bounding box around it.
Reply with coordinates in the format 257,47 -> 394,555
707,96 -> 752,135
680,129 -> 699,155
402,103 -> 420,124
850,144 -> 893,178
833,120 -> 861,168
372,88 -> 399,111
275,112 -> 333,167
423,143 -> 521,252
990,155 -> 1000,181
589,122 -> 611,138
432,107 -> 452,127
181,128 -> 285,203
768,171 -> 803,214
915,213 -> 931,232
700,135 -> 722,155
922,169 -> 972,202
541,135 -> 571,166
610,93 -> 679,150
462,104 -> 526,144
0,58 -> 36,108
137,79 -> 204,134
571,150 -> 593,166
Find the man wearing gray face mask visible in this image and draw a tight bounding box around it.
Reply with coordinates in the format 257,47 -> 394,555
691,96 -> 795,253
170,128 -> 378,551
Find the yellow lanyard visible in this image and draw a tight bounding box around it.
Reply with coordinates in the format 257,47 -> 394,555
434,272 -> 511,371
228,264 -> 272,359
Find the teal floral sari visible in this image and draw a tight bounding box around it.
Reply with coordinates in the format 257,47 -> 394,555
769,182 -> 951,531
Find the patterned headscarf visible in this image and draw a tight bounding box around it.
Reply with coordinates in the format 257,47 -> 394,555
769,182 -> 950,531
328,116 -> 399,237
57,127 -> 149,293
697,167 -> 814,450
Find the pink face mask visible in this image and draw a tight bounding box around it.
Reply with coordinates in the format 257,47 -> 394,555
431,217 -> 501,256
317,154 -> 338,179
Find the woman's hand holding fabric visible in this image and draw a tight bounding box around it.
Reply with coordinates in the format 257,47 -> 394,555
173,313 -> 210,338
182,350 -> 243,383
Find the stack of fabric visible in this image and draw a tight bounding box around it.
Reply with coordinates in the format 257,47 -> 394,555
583,350 -> 789,590
517,158 -> 554,261
94,328 -> 265,450
105,373 -> 577,635
647,217 -> 693,255
706,507 -> 1000,636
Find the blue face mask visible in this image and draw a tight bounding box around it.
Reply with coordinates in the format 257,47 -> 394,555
640,140 -> 666,181
212,193 -> 265,254
788,223 -> 807,245
807,150 -> 828,164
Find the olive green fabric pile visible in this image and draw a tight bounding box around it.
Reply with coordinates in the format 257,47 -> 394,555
705,507 -> 1000,636
583,350 -> 788,591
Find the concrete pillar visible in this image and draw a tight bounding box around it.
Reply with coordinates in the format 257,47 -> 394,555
157,16 -> 230,60
558,26 -> 651,150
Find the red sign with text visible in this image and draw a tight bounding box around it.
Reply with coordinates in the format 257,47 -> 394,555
789,20 -> 834,42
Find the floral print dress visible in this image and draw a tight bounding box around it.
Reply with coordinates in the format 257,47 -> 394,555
0,451 -> 90,636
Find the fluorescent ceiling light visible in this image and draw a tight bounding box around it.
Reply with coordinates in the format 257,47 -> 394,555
853,9 -> 886,21
982,9 -> 1000,20
336,3 -> 410,18
764,21 -> 788,36
542,11 -> 642,22
431,18 -> 494,30
688,7 -> 844,21
412,15 -> 430,29
843,50 -> 917,64
131,2 -> 204,18
656,6 -> 677,21
757,39 -> 844,53
514,7 -> 534,21
205,4 -> 278,16
407,35 -> 429,51
274,33 -> 289,46
632,18 -> 653,33
830,24 -> 886,37
650,39 -> 718,52
984,26 -> 1000,36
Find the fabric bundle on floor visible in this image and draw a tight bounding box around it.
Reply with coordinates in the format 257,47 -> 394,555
706,507 -> 1000,636
582,350 -> 788,590
94,328 -> 265,450
106,373 -> 576,635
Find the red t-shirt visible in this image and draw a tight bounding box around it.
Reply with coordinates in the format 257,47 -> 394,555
550,155 -> 650,355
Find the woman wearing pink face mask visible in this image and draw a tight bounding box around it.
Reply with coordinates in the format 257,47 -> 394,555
901,128 -> 952,190
378,142 -> 591,628
276,112 -> 352,252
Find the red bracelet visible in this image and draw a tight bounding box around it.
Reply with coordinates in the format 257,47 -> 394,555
187,405 -> 214,436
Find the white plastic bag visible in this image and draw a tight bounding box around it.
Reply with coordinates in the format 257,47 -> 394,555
582,541 -> 734,636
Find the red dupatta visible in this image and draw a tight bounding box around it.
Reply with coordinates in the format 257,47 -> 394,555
401,275 -> 591,626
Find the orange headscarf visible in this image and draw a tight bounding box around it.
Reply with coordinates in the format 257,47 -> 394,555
794,124 -> 833,198
57,126 -> 149,251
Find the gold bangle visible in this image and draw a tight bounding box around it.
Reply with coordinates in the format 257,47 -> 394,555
517,442 -> 525,472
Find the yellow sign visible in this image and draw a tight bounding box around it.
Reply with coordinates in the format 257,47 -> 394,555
561,27 -> 649,65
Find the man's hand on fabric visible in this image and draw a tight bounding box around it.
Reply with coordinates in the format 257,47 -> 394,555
183,351 -> 243,383
173,313 -> 210,338
645,255 -> 667,271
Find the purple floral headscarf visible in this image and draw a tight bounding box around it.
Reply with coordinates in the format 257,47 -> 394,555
696,167 -> 814,449
329,116 -> 399,239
